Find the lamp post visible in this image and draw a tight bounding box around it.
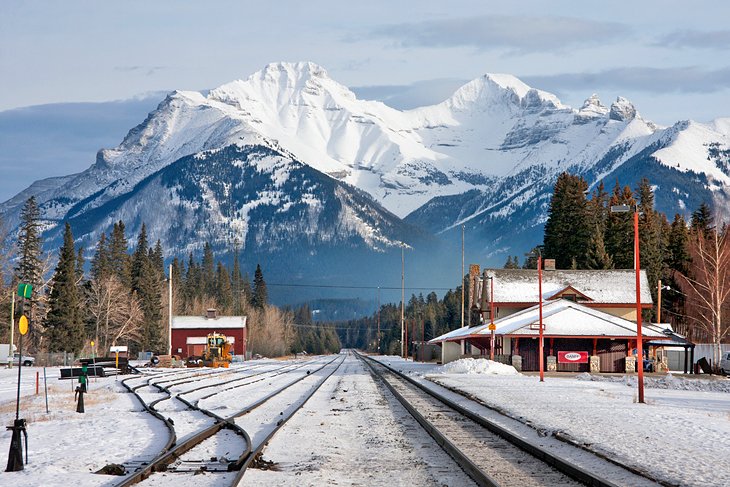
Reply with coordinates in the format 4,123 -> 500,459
611,204 -> 645,404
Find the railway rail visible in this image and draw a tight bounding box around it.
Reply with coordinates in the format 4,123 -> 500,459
116,353 -> 346,486
357,352 -> 622,487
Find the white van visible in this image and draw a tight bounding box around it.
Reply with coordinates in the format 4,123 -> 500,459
721,351 -> 730,376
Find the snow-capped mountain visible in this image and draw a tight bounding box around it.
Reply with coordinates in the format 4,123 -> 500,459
3,62 -> 730,289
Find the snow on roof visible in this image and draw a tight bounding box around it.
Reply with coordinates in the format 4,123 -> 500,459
172,316 -> 246,330
475,300 -> 666,338
186,336 -> 236,345
484,269 -> 653,304
429,299 -> 667,343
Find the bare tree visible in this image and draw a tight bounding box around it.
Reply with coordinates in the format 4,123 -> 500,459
87,276 -> 143,354
675,226 -> 730,370
247,305 -> 293,357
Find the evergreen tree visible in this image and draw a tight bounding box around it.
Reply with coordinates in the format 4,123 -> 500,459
522,246 -> 543,269
151,240 -> 164,278
690,202 -> 714,236
45,223 -> 83,352
184,252 -> 201,311
667,214 -> 691,275
131,223 -> 149,292
636,178 -> 665,302
14,196 -> 44,299
605,182 -> 636,268
202,242 -> 215,298
543,173 -> 591,269
76,247 -> 85,282
585,225 -> 614,269
588,181 -> 609,234
252,264 -> 268,309
232,245 -> 243,315
171,257 -> 183,315
109,221 -> 131,287
215,262 -> 233,312
242,272 -> 252,308
137,257 -> 163,351
503,255 -> 518,269
90,232 -> 110,282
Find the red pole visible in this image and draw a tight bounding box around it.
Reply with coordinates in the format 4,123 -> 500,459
539,255 -> 544,382
635,211 -> 645,403
490,276 -> 495,361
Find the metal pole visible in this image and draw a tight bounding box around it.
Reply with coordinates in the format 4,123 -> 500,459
168,263 -> 173,356
377,287 -> 381,354
635,211 -> 645,403
539,255 -> 544,382
490,276 -> 495,361
9,292 -> 14,370
657,279 -> 662,325
461,224 -> 465,328
401,245 -> 405,358
43,367 -> 49,414
15,306 -> 23,420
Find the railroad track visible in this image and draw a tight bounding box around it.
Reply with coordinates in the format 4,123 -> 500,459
357,352 -> 620,487
116,354 -> 346,486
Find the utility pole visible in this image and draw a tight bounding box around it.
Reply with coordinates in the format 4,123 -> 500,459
461,224 -> 465,328
377,287 -> 381,354
401,244 -> 405,358
168,263 -> 173,356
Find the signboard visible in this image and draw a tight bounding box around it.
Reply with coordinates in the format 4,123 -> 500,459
558,351 -> 589,364
487,323 -> 496,331
17,283 -> 32,298
18,315 -> 29,336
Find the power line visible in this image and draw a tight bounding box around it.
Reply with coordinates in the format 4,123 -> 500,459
266,282 -> 453,291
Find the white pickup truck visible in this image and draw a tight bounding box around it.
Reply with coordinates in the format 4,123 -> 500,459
0,344 -> 35,366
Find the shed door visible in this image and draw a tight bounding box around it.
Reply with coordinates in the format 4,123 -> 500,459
597,340 -> 627,373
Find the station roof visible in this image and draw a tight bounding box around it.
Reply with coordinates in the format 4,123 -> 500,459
482,269 -> 653,305
429,299 -> 667,343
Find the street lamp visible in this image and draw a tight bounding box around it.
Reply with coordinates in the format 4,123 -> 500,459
610,204 -> 645,403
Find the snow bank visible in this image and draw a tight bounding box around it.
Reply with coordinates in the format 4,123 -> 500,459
576,373 -> 730,393
442,358 -> 519,375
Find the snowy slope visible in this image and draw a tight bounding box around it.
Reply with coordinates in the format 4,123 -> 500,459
3,62 -> 730,275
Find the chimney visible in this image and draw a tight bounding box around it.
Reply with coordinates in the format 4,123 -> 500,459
206,308 -> 217,319
544,259 -> 556,271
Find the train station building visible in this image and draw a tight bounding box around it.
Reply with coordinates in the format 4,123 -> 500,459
429,267 -> 671,372
171,309 -> 247,359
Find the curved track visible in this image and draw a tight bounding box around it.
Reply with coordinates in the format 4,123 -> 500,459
116,354 -> 346,486
357,352 -> 621,487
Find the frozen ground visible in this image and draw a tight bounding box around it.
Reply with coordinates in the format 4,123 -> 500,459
380,356 -> 730,487
1,356 -> 728,486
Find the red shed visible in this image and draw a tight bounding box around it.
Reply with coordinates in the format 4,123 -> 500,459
171,309 -> 247,359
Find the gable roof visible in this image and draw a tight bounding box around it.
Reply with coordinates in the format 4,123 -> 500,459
172,316 -> 247,330
484,269 -> 653,305
546,285 -> 593,301
429,299 -> 667,343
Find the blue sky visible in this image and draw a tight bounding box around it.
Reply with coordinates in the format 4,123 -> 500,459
1,0 -> 729,200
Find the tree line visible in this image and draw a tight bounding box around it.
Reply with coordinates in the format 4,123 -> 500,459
1,196 -> 340,358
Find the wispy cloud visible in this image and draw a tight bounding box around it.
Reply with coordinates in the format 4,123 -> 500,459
523,66 -> 730,94
656,29 -> 730,50
370,15 -> 631,54
352,78 -> 468,109
114,65 -> 167,76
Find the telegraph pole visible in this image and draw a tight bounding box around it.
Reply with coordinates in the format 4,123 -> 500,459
401,245 -> 405,358
461,224 -> 465,328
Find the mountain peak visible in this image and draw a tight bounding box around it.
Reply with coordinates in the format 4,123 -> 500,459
609,96 -> 637,122
257,61 -> 330,81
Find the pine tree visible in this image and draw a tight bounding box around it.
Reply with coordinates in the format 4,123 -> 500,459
588,181 -> 609,234
636,178 -> 665,303
585,225 -> 614,269
543,173 -> 591,269
109,221 -> 131,287
667,214 -> 691,275
503,256 -> 518,269
232,245 -> 243,315
252,264 -> 268,309
151,240 -> 164,278
242,272 -> 252,308
14,196 -> 44,298
184,252 -> 201,312
131,223 -> 149,292
690,202 -> 714,236
202,242 -> 215,298
91,232 -> 110,282
215,262 -> 233,312
76,247 -> 85,282
605,182 -> 636,268
45,223 -> 83,352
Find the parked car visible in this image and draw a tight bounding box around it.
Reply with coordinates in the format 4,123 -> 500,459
13,353 -> 35,366
720,352 -> 730,376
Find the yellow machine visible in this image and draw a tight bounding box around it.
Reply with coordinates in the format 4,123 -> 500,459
187,332 -> 232,368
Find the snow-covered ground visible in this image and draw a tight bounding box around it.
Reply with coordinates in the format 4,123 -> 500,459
380,356 -> 730,487
1,356 -> 729,486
